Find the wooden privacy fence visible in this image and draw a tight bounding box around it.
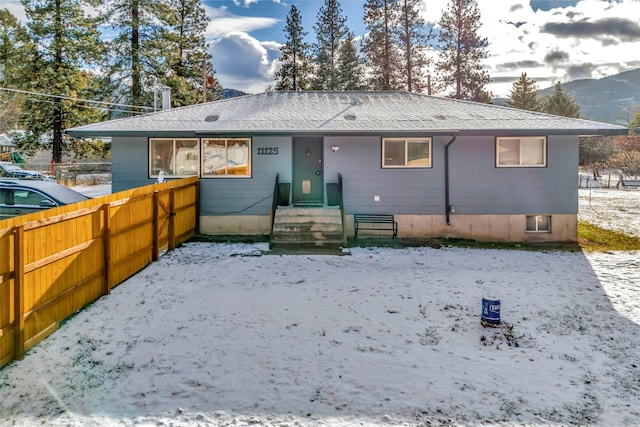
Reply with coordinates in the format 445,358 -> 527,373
0,177 -> 199,368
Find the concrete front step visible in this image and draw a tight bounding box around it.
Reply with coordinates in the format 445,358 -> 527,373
275,207 -> 341,217
271,229 -> 344,241
271,207 -> 345,248
273,223 -> 343,233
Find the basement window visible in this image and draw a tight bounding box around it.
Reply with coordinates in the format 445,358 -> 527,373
496,137 -> 546,167
526,215 -> 551,233
382,138 -> 432,168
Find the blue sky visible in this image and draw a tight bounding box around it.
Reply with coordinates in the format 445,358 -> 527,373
5,0 -> 640,97
202,0 -> 640,96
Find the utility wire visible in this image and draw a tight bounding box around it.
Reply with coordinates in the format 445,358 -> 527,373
0,87 -> 154,112
0,91 -> 148,116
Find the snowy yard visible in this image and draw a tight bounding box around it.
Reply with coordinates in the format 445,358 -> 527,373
579,187 -> 640,238
0,187 -> 639,426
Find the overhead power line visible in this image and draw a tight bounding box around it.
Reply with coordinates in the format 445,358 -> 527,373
0,87 -> 154,112
0,91 -> 148,116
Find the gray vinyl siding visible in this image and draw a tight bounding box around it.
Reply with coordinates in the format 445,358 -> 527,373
448,135 -> 578,215
324,136 -> 447,215
112,135 -> 292,216
199,136 -> 291,216
111,136 -> 152,192
112,133 -> 577,217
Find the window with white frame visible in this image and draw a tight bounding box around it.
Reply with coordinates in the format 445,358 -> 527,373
149,138 -> 199,177
382,138 -> 432,168
496,137 -> 546,167
202,138 -> 251,177
526,215 -> 551,232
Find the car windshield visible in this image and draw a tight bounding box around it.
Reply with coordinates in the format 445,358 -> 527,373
3,165 -> 22,172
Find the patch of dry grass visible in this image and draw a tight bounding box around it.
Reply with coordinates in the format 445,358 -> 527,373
578,221 -> 640,251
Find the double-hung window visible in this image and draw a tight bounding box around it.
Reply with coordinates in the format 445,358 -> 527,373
202,138 -> 251,177
382,138 -> 432,168
496,137 -> 546,167
149,138 -> 199,177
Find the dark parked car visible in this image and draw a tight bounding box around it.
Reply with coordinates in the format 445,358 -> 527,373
0,179 -> 90,219
0,161 -> 53,181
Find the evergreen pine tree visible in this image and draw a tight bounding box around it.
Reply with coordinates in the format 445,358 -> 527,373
102,0 -> 163,110
632,107 -> 640,131
275,5 -> 311,91
20,0 -> 105,163
362,0 -> 401,90
505,72 -> 542,111
397,0 -> 431,93
435,0 -> 491,101
311,0 -> 348,90
155,0 -> 221,106
337,32 -> 366,90
0,9 -> 31,132
543,81 -> 580,118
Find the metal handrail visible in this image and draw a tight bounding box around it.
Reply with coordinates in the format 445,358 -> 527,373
338,173 -> 346,246
270,173 -> 280,246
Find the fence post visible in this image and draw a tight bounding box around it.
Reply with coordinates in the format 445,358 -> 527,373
168,187 -> 176,251
195,180 -> 200,235
152,190 -> 160,262
102,203 -> 112,295
13,226 -> 25,361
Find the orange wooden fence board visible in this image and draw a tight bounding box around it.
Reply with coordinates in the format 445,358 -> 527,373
0,177 -> 199,366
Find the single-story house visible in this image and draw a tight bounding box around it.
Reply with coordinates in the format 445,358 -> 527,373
0,134 -> 16,154
67,91 -> 627,244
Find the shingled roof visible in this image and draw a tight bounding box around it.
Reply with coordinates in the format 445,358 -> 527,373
67,91 -> 628,137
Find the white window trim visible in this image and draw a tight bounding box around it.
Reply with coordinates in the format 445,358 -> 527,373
149,138 -> 200,178
201,138 -> 252,178
496,136 -> 547,168
382,137 -> 432,168
526,215 -> 552,233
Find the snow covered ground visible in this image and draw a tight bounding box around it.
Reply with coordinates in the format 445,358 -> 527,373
0,187 -> 638,426
579,187 -> 640,238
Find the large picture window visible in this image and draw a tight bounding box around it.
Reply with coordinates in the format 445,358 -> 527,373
382,138 -> 432,168
496,137 -> 546,167
149,138 -> 199,177
202,138 -> 251,177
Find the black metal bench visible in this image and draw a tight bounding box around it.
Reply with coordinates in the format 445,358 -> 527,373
616,172 -> 640,189
354,214 -> 398,239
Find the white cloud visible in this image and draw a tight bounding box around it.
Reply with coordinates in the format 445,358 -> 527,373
211,32 -> 282,93
206,16 -> 280,38
233,0 -> 259,7
467,0 -> 640,97
204,6 -> 280,39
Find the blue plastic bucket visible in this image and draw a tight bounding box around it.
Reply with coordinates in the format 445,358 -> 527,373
481,297 -> 501,326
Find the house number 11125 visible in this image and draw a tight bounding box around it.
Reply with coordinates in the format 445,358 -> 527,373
257,147 -> 279,155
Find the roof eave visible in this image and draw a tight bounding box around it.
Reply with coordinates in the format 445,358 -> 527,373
67,127 -> 628,138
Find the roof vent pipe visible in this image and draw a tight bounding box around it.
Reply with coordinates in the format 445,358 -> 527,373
162,87 -> 171,110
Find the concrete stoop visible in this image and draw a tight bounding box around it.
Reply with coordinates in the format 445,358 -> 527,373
270,207 -> 345,249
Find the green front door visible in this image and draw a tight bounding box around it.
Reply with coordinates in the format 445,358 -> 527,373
293,137 -> 323,206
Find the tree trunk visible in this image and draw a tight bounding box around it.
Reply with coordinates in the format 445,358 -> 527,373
52,0 -> 64,163
131,0 -> 142,106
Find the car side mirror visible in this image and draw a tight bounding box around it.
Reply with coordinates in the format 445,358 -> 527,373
39,199 -> 57,208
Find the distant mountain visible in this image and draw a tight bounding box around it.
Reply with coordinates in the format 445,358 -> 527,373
494,68 -> 640,125
222,88 -> 248,99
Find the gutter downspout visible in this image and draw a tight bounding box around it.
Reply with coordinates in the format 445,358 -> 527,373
444,135 -> 457,225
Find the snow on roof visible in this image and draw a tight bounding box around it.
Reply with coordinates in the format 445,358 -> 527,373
0,134 -> 16,147
67,91 -> 628,137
